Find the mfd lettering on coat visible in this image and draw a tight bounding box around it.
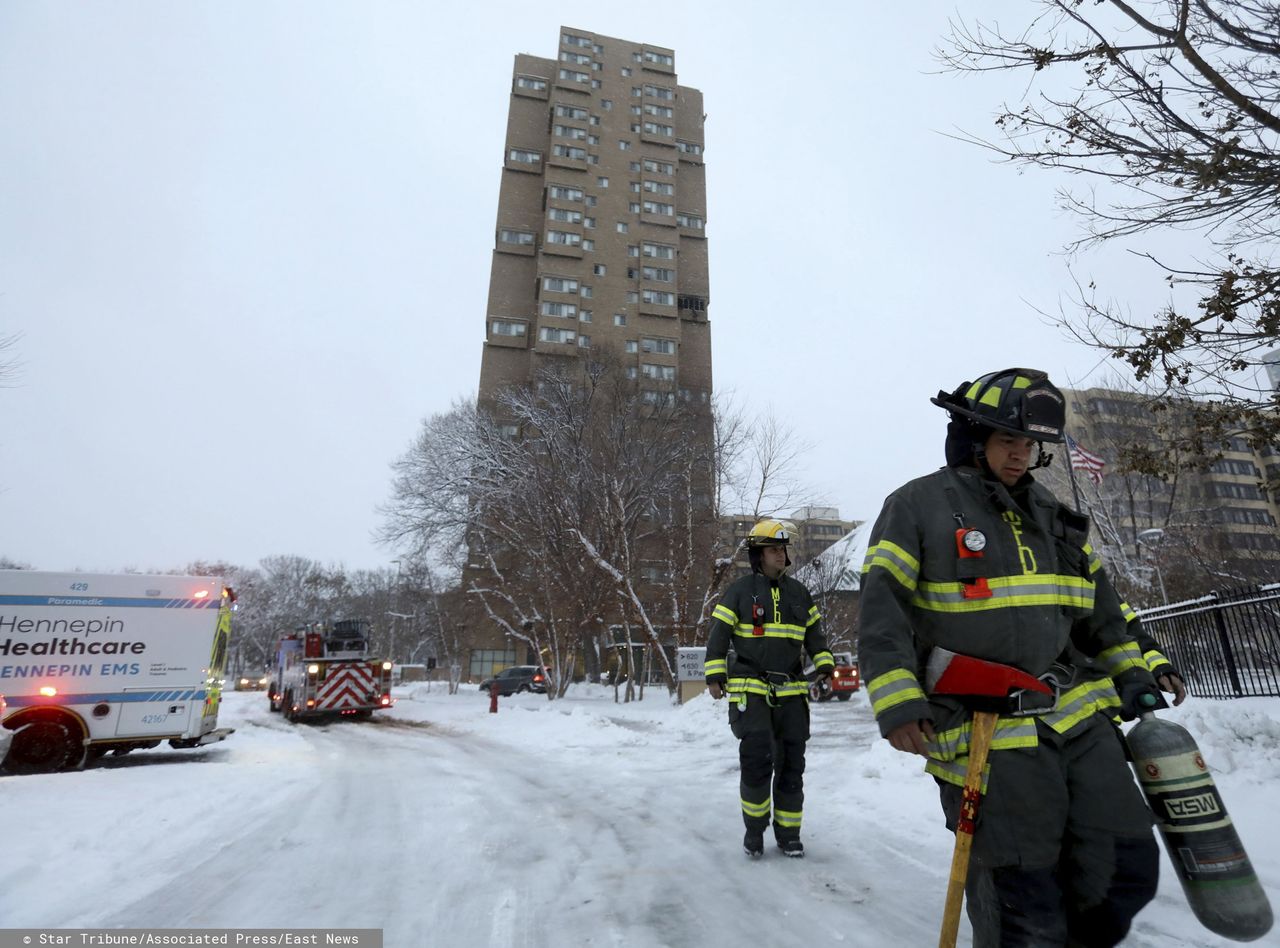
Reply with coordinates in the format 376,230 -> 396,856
1001,511 -> 1038,574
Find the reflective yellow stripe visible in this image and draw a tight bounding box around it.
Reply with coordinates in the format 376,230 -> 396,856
911,573 -> 1094,613
811,651 -> 834,670
926,716 -> 1038,761
926,757 -> 991,791
1043,678 -> 1120,734
704,658 -> 727,676
741,796 -> 771,818
774,808 -> 802,828
806,606 -> 822,628
1119,600 -> 1138,622
732,623 -> 805,641
861,540 -> 920,591
726,678 -> 809,698
867,668 -> 926,716
1097,641 -> 1146,676
712,604 -> 737,625
1144,649 -> 1171,673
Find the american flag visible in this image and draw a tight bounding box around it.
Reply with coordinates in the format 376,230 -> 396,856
1065,433 -> 1106,485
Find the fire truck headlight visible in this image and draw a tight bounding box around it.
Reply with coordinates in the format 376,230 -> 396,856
39,686 -> 57,697
382,662 -> 393,671
307,664 -> 320,675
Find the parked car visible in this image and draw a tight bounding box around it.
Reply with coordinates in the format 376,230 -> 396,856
479,665 -> 549,696
806,651 -> 860,702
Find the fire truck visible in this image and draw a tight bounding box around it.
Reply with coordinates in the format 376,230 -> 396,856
268,619 -> 393,722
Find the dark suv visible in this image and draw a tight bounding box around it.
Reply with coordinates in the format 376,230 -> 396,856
480,665 -> 548,696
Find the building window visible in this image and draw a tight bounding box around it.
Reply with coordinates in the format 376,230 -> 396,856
641,363 -> 676,380
643,158 -> 675,175
578,334 -> 591,348
616,221 -> 629,233
625,339 -> 638,352
594,264 -> 607,276
542,276 -> 579,293
628,202 -> 641,213
562,32 -> 593,48
643,103 -> 674,118
676,140 -> 703,156
629,161 -> 641,171
498,229 -> 535,245
643,84 -> 675,100
548,207 -> 583,224
615,314 -> 628,327
642,51 -> 674,66
631,123 -> 641,132
631,105 -> 643,115
583,217 -> 596,229
555,104 -> 589,119
552,144 -> 587,160
515,75 -> 548,91
559,51 -> 591,65
626,291 -> 640,303
490,319 -> 526,337
631,86 -> 643,98
641,337 -> 676,354
469,647 -> 517,679
585,195 -> 597,207
626,366 -> 638,379
540,301 -> 578,318
642,242 -> 676,259
677,213 -> 705,229
582,238 -> 594,251
597,176 -> 609,187
559,68 -> 590,84
538,326 -> 577,344
601,99 -> 613,110
621,67 -> 632,76
509,148 -> 541,164
643,122 -> 674,138
553,124 -> 588,140
627,245 -> 640,257
642,289 -> 675,305
619,140 -> 631,150
579,309 -> 593,322
642,200 -> 674,216
591,79 -> 601,89
589,115 -> 600,125
643,180 -> 675,195
641,390 -> 675,406
546,230 -> 583,246
548,184 -> 584,202
580,285 -> 593,298
642,266 -> 675,283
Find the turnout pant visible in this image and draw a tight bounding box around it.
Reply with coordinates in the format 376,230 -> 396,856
729,692 -> 810,841
938,715 -> 1159,948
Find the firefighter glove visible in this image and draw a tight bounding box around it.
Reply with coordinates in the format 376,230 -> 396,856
1118,680 -> 1168,721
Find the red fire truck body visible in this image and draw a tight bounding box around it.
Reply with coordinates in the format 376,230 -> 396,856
269,620 -> 393,721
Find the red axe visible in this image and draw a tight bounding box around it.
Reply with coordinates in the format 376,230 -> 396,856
925,649 -> 1055,948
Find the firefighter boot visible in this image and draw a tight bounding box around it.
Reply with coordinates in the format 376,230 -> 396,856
743,830 -> 764,858
777,838 -> 805,858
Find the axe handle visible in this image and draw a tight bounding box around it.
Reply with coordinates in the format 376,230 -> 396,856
938,710 -> 999,948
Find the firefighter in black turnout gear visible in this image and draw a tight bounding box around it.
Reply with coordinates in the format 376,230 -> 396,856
705,519 -> 835,859
859,368 -> 1165,947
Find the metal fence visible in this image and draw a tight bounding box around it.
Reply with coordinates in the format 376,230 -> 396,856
1138,584 -> 1280,699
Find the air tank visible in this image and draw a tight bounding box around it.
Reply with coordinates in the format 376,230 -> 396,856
1126,711 -> 1273,942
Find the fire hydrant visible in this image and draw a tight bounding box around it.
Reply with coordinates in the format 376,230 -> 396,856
489,684 -> 499,714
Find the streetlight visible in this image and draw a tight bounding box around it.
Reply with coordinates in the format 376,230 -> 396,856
1136,529 -> 1169,605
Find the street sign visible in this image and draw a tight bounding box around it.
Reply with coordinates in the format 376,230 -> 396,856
676,647 -> 707,682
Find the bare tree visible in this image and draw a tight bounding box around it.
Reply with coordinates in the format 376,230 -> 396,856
940,1 -> 1280,467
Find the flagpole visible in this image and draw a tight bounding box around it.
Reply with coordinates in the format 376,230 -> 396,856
1064,431 -> 1084,511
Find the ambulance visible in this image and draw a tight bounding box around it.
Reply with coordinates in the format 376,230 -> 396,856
0,570 -> 236,773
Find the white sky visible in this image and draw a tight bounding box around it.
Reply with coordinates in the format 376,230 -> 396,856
4,686 -> 1278,946
0,2 -> 1189,572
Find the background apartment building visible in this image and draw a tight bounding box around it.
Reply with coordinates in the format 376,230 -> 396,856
1055,386 -> 1280,600
480,26 -> 710,406
463,28 -> 713,681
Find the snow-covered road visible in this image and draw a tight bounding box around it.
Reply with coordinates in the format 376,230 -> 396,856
4,686 -> 1277,947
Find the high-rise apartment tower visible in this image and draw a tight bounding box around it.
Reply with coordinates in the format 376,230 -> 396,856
480,27 -> 711,403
